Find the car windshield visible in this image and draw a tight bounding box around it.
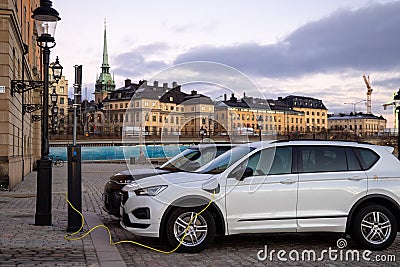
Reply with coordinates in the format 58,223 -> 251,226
195,146 -> 256,174
159,146 -> 232,172
159,148 -> 201,171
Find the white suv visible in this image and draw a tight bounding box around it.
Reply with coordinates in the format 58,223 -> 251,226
121,140 -> 400,252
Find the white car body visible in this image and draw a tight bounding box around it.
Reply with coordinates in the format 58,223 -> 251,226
121,140 -> 400,252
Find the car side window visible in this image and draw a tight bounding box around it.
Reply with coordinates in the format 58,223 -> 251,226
300,146 -> 347,173
353,148 -> 379,170
269,147 -> 293,175
228,149 -> 274,178
346,147 -> 362,171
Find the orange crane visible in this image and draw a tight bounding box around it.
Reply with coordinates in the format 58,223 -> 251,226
363,75 -> 373,114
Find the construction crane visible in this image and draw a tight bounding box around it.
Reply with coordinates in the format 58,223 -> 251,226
363,75 -> 373,114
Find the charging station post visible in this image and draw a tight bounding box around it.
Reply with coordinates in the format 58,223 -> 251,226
67,65 -> 82,232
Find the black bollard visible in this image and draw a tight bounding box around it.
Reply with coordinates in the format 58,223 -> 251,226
67,145 -> 82,232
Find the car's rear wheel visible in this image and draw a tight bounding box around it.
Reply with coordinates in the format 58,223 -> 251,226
351,204 -> 397,250
165,207 -> 215,253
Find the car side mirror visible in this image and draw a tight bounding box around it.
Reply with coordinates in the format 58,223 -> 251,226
228,167 -> 253,180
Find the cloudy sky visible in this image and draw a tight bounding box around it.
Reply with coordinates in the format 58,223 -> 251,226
52,0 -> 400,127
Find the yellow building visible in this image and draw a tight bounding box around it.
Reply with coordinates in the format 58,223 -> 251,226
328,113 -> 386,136
0,0 -> 43,188
49,68 -> 68,134
282,95 -> 328,132
214,94 -> 306,136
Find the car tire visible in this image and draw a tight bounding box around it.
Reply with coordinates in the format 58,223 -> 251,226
351,204 -> 397,250
165,207 -> 215,253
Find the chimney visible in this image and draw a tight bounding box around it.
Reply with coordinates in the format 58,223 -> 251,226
172,81 -> 178,88
163,82 -> 168,90
191,90 -> 197,96
224,94 -> 227,101
124,79 -> 131,87
153,80 -> 159,88
230,93 -> 237,102
278,97 -> 283,101
243,92 -> 246,98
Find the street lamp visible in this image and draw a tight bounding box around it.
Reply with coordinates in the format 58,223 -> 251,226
394,89 -> 400,160
33,0 -> 61,226
199,127 -> 206,143
344,100 -> 367,114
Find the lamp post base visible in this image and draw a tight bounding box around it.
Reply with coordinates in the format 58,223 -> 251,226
35,158 -> 52,226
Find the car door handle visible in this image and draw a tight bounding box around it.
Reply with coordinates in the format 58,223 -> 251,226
280,179 -> 296,185
348,176 -> 363,181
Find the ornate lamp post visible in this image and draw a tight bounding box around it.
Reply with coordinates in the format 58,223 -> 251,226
199,127 -> 206,143
394,89 -> 400,160
33,0 -> 61,226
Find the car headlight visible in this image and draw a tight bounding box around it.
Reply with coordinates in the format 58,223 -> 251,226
122,182 -> 141,192
119,179 -> 134,184
134,186 -> 167,196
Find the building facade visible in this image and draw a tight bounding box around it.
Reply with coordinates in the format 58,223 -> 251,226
214,94 -> 307,136
328,113 -> 387,136
0,0 -> 42,188
282,95 -> 328,133
49,68 -> 68,134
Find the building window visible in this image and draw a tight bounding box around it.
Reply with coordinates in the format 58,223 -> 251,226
181,107 -> 184,112
136,114 -> 139,122
176,117 -> 179,124
120,114 -> 123,122
191,107 -> 195,111
60,108 -> 64,115
317,112 -> 320,116
120,103 -> 123,108
171,106 -> 174,111
135,102 -> 139,107
306,118 -> 310,123
202,106 -> 206,111
145,101 -> 149,107
153,115 -> 157,122
60,97 -> 64,104
169,97 -> 173,102
97,114 -> 102,123
306,111 -> 309,115
59,86 -> 64,93
152,102 -> 156,107
110,104 -> 113,109
202,118 -> 206,124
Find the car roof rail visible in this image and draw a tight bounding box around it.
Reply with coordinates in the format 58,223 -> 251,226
271,139 -> 373,145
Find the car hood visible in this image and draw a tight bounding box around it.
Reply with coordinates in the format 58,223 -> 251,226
134,171 -> 215,188
110,168 -> 172,181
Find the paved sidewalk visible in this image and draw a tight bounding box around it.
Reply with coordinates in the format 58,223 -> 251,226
0,163 -> 128,266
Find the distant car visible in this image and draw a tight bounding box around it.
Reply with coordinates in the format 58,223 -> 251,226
102,144 -> 234,217
121,140 -> 400,252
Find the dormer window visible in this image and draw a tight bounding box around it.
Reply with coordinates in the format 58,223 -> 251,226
169,97 -> 173,102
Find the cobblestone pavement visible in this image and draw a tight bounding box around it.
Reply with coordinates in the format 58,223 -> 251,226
1,163 -> 399,266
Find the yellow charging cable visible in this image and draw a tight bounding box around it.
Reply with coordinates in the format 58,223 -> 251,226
64,192 -> 215,254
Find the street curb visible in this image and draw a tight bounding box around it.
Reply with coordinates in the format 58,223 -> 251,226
84,212 -> 127,267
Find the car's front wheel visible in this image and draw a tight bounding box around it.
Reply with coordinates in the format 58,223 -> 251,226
351,204 -> 397,250
165,207 -> 215,253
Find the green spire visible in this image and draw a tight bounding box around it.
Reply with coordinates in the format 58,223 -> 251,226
95,18 -> 115,96
102,19 -> 110,73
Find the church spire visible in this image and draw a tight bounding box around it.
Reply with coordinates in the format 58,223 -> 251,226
101,18 -> 110,73
95,18 -> 115,103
